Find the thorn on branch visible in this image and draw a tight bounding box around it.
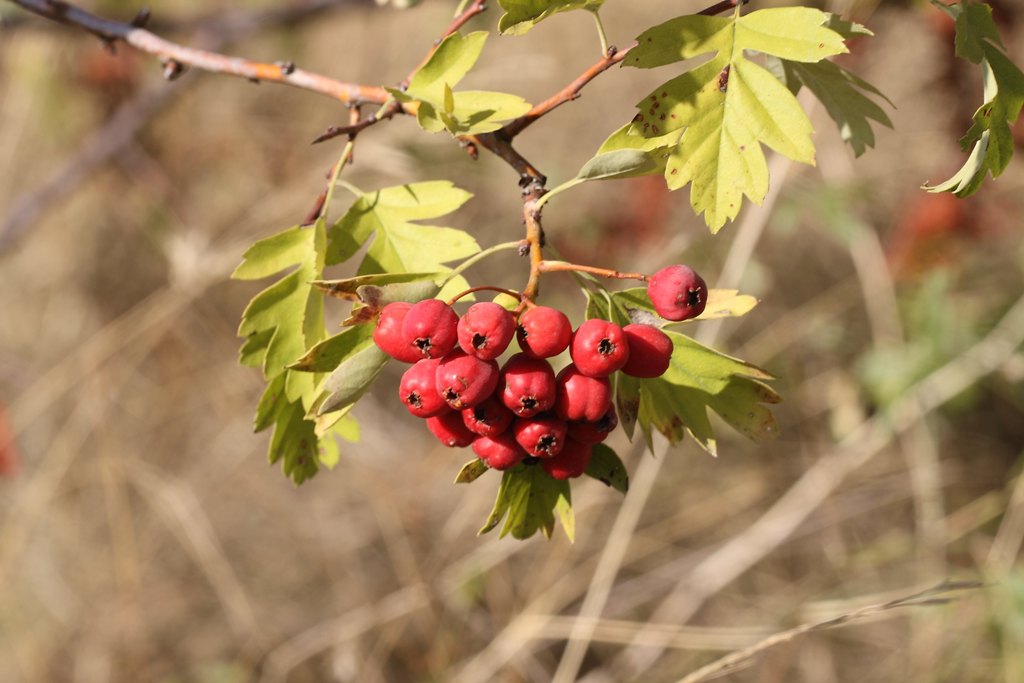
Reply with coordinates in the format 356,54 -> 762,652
460,139 -> 479,160
162,59 -> 186,81
130,7 -> 151,28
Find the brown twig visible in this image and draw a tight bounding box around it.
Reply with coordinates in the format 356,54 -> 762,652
501,45 -> 633,139
7,0 -> 392,106
697,0 -> 747,16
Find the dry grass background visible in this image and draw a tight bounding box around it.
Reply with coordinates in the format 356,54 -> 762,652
1,0 -> 1024,681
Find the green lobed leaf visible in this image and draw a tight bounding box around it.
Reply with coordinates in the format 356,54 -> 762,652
232,225 -> 314,280
577,149 -> 663,181
326,181 -> 478,300
288,323 -> 376,373
311,272 -> 444,300
587,286 -> 758,326
588,290 -> 778,455
268,398 -> 321,484
584,443 -> 629,494
624,7 -> 850,232
236,226 -> 328,400
317,344 -> 390,416
408,31 -> 488,102
478,465 -> 573,540
402,32 -> 533,135
455,458 -> 490,484
497,0 -> 605,35
923,2 -> 1024,197
780,58 -> 893,158
643,332 -> 781,455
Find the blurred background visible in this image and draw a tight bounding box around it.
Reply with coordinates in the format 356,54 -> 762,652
1,0 -> 1023,681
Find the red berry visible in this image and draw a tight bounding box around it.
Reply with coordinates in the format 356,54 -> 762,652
426,411 -> 476,448
555,364 -> 611,423
458,302 -> 515,360
399,359 -> 450,418
374,302 -> 422,363
541,438 -> 594,480
647,265 -> 708,321
472,432 -> 526,470
567,405 -> 618,444
400,299 -> 459,359
570,319 -> 630,378
435,350 -> 500,409
499,353 -> 557,418
516,306 -> 572,359
513,415 -> 568,458
462,395 -> 515,437
621,324 -> 673,378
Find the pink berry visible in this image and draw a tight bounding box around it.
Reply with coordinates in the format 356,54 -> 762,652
472,432 -> 526,470
647,265 -> 708,322
435,350 -> 500,410
516,306 -> 572,359
555,364 -> 611,423
462,395 -> 515,438
513,415 -> 568,458
570,319 -> 630,378
400,299 -> 459,359
499,353 -> 557,418
567,405 -> 618,444
426,411 -> 476,448
621,324 -> 673,378
374,302 -> 422,363
398,359 -> 450,418
541,438 -> 594,480
458,302 -> 516,360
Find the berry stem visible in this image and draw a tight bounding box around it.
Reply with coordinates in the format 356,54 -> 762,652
522,203 -> 546,302
446,285 -> 525,306
590,10 -> 610,58
538,260 -> 649,282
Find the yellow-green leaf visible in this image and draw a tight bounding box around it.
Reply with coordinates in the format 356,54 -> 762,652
497,0 -> 605,36
625,7 -> 850,232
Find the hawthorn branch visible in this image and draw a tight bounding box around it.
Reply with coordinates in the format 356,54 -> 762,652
501,44 -> 632,139
7,0 -> 392,106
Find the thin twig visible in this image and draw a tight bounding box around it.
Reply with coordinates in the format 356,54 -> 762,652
675,580 -> 986,683
500,46 -> 631,139
7,0 -> 392,105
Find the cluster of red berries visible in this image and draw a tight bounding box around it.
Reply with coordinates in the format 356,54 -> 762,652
372,265 -> 707,480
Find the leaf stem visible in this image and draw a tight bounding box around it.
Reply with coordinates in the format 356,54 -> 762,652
334,178 -> 364,199
533,178 -> 585,212
590,10 -> 610,58
538,260 -> 649,282
321,140 -> 356,217
442,240 -> 526,287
